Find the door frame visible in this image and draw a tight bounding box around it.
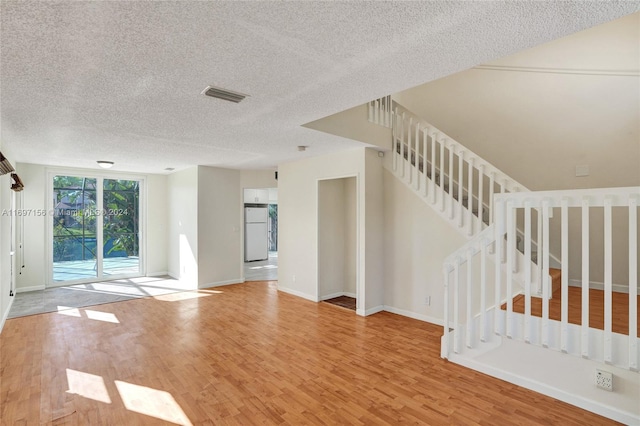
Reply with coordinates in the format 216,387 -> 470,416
316,174 -> 360,312
45,169 -> 146,288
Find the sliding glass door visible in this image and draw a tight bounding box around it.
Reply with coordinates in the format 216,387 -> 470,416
51,174 -> 142,285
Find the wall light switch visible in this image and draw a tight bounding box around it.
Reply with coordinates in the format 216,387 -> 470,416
575,165 -> 589,177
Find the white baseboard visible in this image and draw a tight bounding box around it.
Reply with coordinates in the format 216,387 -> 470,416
568,279 -> 637,294
0,295 -> 15,334
277,286 -> 317,302
16,285 -> 45,293
199,278 -> 245,289
148,271 -> 169,277
319,291 -> 356,301
357,305 -> 384,317
383,305 -> 443,326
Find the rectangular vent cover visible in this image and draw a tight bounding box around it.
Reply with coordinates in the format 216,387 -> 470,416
201,85 -> 247,103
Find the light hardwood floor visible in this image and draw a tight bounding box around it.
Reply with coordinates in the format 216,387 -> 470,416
1,281 -> 618,425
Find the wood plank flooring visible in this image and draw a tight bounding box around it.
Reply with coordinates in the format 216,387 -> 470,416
322,296 -> 356,311
503,287 -> 640,336
1,281 -> 619,425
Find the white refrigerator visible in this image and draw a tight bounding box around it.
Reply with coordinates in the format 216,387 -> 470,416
244,207 -> 268,261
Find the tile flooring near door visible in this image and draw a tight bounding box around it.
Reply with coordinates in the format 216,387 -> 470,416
244,251 -> 278,281
8,276 -> 192,319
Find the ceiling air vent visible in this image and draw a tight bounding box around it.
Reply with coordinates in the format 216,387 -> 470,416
201,85 -> 248,103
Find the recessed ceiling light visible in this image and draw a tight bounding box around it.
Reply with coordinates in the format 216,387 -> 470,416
164,168 -> 175,171
97,161 -> 114,169
201,85 -> 248,103
297,146 -> 307,152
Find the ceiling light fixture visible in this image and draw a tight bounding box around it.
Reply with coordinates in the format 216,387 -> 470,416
297,146 -> 307,152
201,85 -> 248,103
97,161 -> 114,169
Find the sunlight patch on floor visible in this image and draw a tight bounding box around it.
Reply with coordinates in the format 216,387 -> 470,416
153,292 -> 212,302
115,380 -> 193,426
57,306 -> 81,317
66,369 -> 112,404
249,265 -> 277,270
85,309 -> 120,323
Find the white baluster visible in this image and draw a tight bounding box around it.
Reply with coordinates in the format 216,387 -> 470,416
466,250 -> 473,348
431,131 -> 437,205
542,200 -> 550,348
442,266 -> 450,359
392,108 -> 399,172
524,202 -> 532,343
467,158 -> 474,236
449,144 -> 455,219
422,131 -> 428,198
406,117 -> 413,184
506,200 -> 515,338
399,113 -> 405,177
581,197 -> 590,358
489,172 -> 495,226
480,241 -> 487,342
561,198 -> 569,353
494,199 -> 504,335
458,151 -> 464,227
478,165 -> 484,229
440,135 -> 446,212
368,100 -> 373,122
385,96 -> 390,127
414,123 -> 420,190
375,99 -> 380,124
536,208 -> 543,293
604,197 -> 612,364
453,260 -> 460,354
629,196 -> 638,371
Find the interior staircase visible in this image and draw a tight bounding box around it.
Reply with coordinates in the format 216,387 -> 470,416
368,95 -> 640,424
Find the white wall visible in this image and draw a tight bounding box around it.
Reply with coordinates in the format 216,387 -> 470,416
146,174 -> 168,276
303,104 -> 392,151
363,149 -> 384,312
279,147 -> 383,313
318,177 -> 357,299
344,177 -> 357,296
383,167 -> 466,323
240,169 -> 278,189
197,166 -> 242,287
318,179 -> 347,298
0,142 -> 17,331
167,167 -> 198,286
14,163 -> 46,291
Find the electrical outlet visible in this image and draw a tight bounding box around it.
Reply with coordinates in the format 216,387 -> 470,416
595,369 -> 613,391
292,275 -> 296,282
425,296 -> 431,306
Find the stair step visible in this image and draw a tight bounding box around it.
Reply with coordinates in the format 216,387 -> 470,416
549,268 -> 561,294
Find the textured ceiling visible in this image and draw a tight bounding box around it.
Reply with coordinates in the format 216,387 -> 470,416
1,1 -> 638,174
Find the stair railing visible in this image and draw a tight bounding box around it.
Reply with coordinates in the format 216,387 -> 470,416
370,96 -> 529,239
443,186 -> 640,371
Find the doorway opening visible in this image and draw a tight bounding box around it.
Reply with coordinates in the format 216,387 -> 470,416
318,176 -> 357,311
243,187 -> 278,281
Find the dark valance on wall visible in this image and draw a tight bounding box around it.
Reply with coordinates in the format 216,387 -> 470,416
0,151 -> 24,192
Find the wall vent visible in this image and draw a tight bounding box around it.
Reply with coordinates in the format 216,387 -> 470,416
201,85 -> 248,103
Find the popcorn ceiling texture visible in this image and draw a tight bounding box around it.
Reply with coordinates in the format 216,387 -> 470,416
1,1 -> 638,173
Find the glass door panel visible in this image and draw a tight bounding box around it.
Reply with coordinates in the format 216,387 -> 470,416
102,179 -> 140,277
52,176 -> 98,282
